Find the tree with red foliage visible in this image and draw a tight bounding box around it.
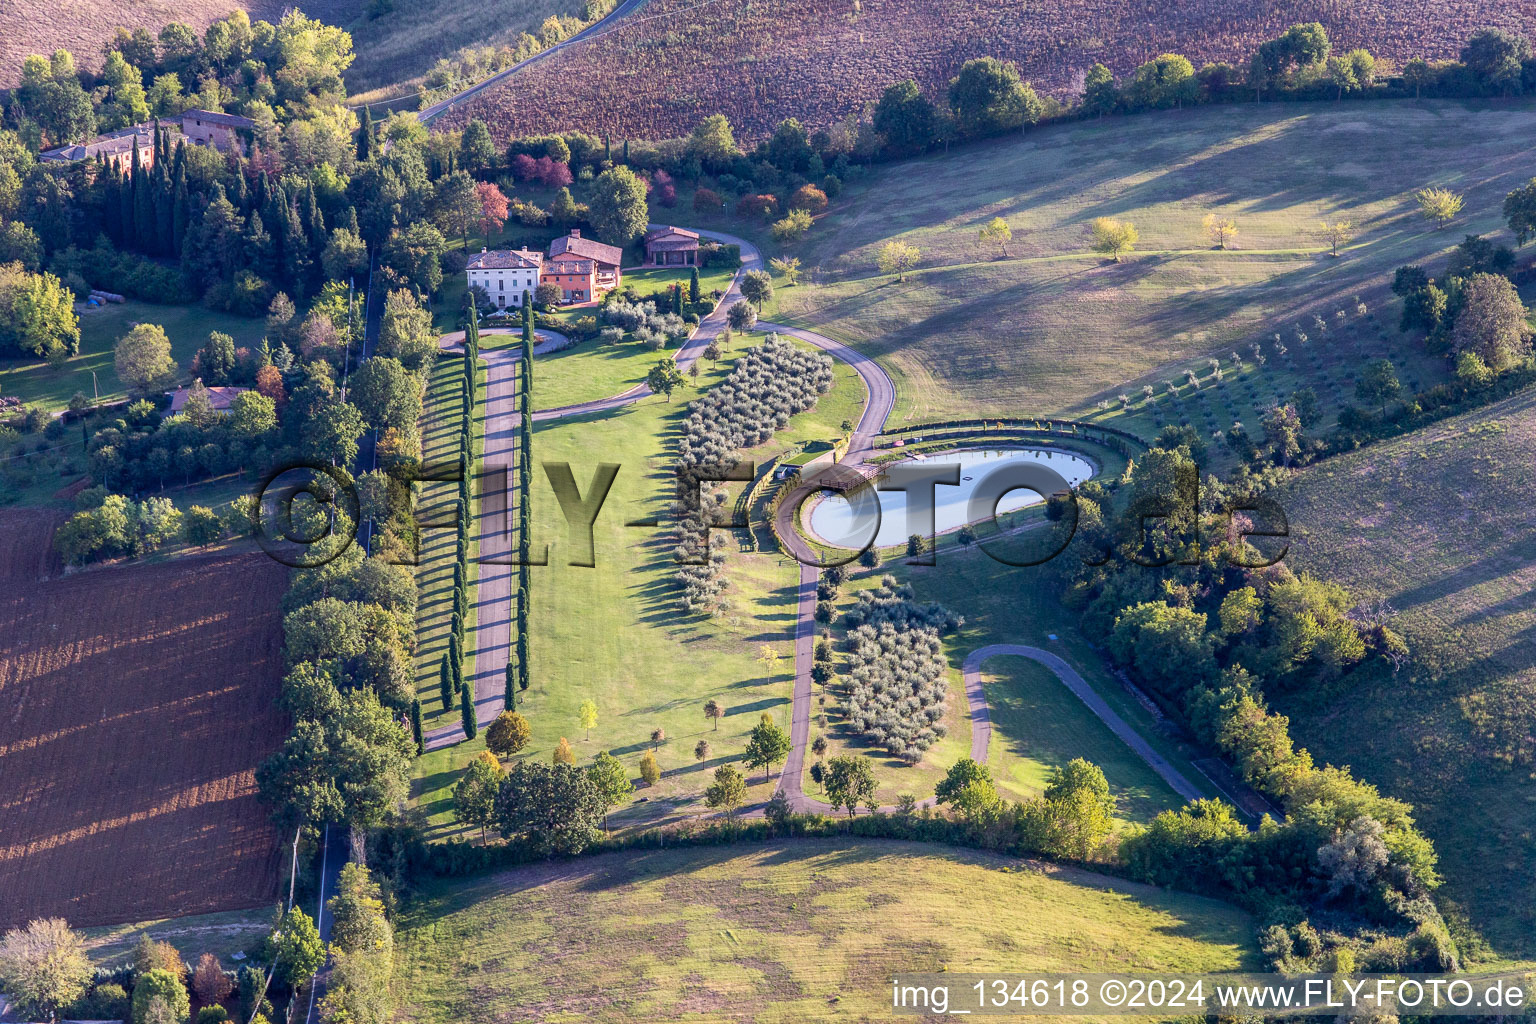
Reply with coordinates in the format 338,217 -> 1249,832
651,169 -> 677,207
475,181 -> 510,239
192,953 -> 233,1006
736,194 -> 779,219
255,364 -> 287,408
510,153 -> 538,181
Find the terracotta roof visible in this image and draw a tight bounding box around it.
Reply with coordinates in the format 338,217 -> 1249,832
644,226 -> 700,243
548,231 -> 623,267
467,248 -> 543,270
648,239 -> 699,252
546,260 -> 595,275
40,123 -> 159,163
182,109 -> 256,129
167,385 -> 247,414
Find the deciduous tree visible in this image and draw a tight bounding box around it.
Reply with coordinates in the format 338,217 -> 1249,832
1415,187 -> 1463,229
744,712 -> 791,781
588,166 -> 649,245
978,216 -> 1012,257
823,754 -> 877,816
1089,218 -> 1137,261
875,240 -> 920,280
704,763 -> 746,817
0,918 -> 93,1024
494,760 -> 605,854
114,323 -> 177,397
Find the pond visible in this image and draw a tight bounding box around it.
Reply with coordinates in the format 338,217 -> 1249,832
802,447 -> 1096,550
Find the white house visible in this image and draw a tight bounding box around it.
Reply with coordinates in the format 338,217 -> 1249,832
466,248 -> 543,309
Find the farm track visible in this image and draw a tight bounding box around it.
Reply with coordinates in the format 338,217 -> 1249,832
415,0 -> 651,125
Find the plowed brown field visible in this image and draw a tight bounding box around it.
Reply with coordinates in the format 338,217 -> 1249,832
0,510 -> 289,929
437,0 -> 1536,142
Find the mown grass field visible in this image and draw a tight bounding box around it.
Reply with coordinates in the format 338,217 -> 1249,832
409,335 -> 863,834
1273,387 -> 1536,955
0,301 -> 266,411
395,838 -> 1258,1024
532,266 -> 738,410
806,530 -> 1191,819
770,100 -> 1536,430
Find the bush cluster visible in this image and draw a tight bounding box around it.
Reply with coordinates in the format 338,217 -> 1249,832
671,334 -> 832,613
841,577 -> 961,761
599,298 -> 690,350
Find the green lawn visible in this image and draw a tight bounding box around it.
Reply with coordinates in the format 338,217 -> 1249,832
1272,387 -> 1536,956
409,334 -> 866,835
80,907 -> 271,970
770,99 -> 1536,430
0,301 -> 265,411
521,264 -> 738,410
981,656 -> 1179,824
394,838 -> 1257,1024
817,541 -> 1201,823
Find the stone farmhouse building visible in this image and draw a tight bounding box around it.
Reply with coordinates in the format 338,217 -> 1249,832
643,226 -> 700,266
40,109 -> 255,170
547,230 -> 622,296
180,109 -> 256,153
40,123 -> 157,170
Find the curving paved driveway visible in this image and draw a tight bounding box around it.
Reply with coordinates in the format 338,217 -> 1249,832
962,645 -> 1204,803
421,230 -> 1199,817
532,226 -> 761,422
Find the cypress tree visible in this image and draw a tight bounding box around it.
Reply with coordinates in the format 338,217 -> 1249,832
134,156 -> 155,253
172,178 -> 190,258
253,170 -> 271,215
439,653 -> 454,709
689,266 -> 701,304
460,681 -> 477,738
154,156 -> 173,256
622,138 -> 629,163
357,106 -> 375,162
504,659 -> 515,709
119,161 -> 134,248
409,698 -> 424,754
230,166 -> 247,211
102,162 -> 122,245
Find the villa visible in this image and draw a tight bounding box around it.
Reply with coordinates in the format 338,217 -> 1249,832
547,230 -> 622,296
466,248 -> 544,309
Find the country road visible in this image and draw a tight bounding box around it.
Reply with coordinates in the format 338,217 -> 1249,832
415,0 -> 651,125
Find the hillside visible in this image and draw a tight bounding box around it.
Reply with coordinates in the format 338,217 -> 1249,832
0,0 -> 365,87
343,0 -> 585,98
1273,389 -> 1536,954
396,839 -> 1257,1022
436,0 -> 1536,141
769,99 -> 1534,426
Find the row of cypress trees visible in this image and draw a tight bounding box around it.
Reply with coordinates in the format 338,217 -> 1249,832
438,301 -> 482,742
509,295 -> 535,709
